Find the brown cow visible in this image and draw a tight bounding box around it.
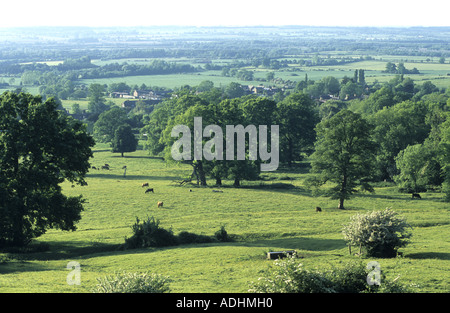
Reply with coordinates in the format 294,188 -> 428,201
315,207 -> 322,212
142,182 -> 149,187
157,201 -> 163,208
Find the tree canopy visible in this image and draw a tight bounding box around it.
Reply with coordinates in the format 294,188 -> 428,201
309,110 -> 377,209
0,91 -> 94,247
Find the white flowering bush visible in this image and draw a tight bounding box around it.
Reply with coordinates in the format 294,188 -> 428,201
342,208 -> 412,257
92,271 -> 171,293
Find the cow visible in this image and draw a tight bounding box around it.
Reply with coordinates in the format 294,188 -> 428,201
142,182 -> 149,187
145,188 -> 154,193
412,193 -> 421,199
315,206 -> 322,212
157,201 -> 163,208
101,165 -> 109,170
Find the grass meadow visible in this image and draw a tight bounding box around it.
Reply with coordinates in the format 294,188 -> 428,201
0,144 -> 448,293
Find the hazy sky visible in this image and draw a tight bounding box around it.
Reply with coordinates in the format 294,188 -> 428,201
0,0 -> 448,28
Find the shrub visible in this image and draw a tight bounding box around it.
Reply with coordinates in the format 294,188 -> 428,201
249,255 -> 413,293
249,255 -> 334,293
177,231 -> 214,244
92,271 -> 171,293
342,208 -> 412,257
124,217 -> 178,249
214,225 -> 232,242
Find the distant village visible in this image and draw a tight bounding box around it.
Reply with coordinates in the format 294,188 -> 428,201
66,84 -> 290,121
113,84 -> 286,109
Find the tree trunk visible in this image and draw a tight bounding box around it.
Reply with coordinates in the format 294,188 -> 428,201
196,161 -> 207,186
234,178 -> 240,187
338,197 -> 345,210
216,177 -> 222,186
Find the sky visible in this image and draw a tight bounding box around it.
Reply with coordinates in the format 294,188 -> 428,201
0,0 -> 448,28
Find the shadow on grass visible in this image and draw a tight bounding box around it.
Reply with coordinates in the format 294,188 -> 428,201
110,155 -> 164,160
86,173 -> 177,181
1,241 -> 122,263
406,252 -> 450,260
1,235 -> 346,267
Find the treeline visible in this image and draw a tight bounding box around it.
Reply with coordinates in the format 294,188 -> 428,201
4,57 -> 198,81
131,77 -> 450,200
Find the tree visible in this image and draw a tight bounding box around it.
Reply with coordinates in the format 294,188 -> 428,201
112,124 -> 138,157
276,93 -> 318,165
394,144 -> 440,193
438,116 -> 450,201
309,110 -> 376,209
358,69 -> 365,85
369,100 -> 430,180
88,83 -> 108,115
0,92 -> 94,247
225,82 -> 246,99
93,106 -> 129,143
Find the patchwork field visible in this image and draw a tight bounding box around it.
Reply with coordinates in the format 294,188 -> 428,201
0,144 -> 448,293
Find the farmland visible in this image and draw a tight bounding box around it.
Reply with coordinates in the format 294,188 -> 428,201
0,26 -> 449,295
0,145 -> 448,293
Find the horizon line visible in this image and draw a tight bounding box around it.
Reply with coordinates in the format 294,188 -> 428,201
1,24 -> 449,29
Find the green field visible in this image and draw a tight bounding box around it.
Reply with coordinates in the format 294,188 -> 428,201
0,144 -> 448,293
78,57 -> 450,91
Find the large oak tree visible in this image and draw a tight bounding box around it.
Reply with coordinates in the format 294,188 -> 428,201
0,92 -> 95,247
309,110 -> 376,209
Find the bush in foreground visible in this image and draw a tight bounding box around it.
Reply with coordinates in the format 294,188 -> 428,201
92,271 -> 171,293
249,255 -> 412,293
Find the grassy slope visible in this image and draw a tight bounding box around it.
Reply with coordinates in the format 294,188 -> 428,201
0,145 -> 448,293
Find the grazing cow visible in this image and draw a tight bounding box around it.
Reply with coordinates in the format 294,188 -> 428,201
101,165 -> 109,170
412,193 -> 421,199
145,188 -> 154,193
157,201 -> 163,208
142,182 -> 149,187
92,166 -> 97,170
315,207 -> 322,212
105,164 -> 110,167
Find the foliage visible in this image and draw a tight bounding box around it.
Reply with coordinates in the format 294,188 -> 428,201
92,271 -> 171,293
368,100 -> 430,180
249,255 -> 334,293
249,255 -> 411,293
394,143 -> 442,193
342,208 -> 412,258
309,110 -> 377,209
276,93 -> 318,164
0,91 -> 94,247
112,124 -> 138,157
214,225 -> 232,242
124,217 -> 178,249
93,106 -> 129,143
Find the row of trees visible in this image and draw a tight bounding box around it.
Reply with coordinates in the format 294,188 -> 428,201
137,76 -> 449,209
1,74 -> 448,247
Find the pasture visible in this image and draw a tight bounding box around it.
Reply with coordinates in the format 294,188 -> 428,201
0,144 -> 448,293
79,56 -> 450,91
